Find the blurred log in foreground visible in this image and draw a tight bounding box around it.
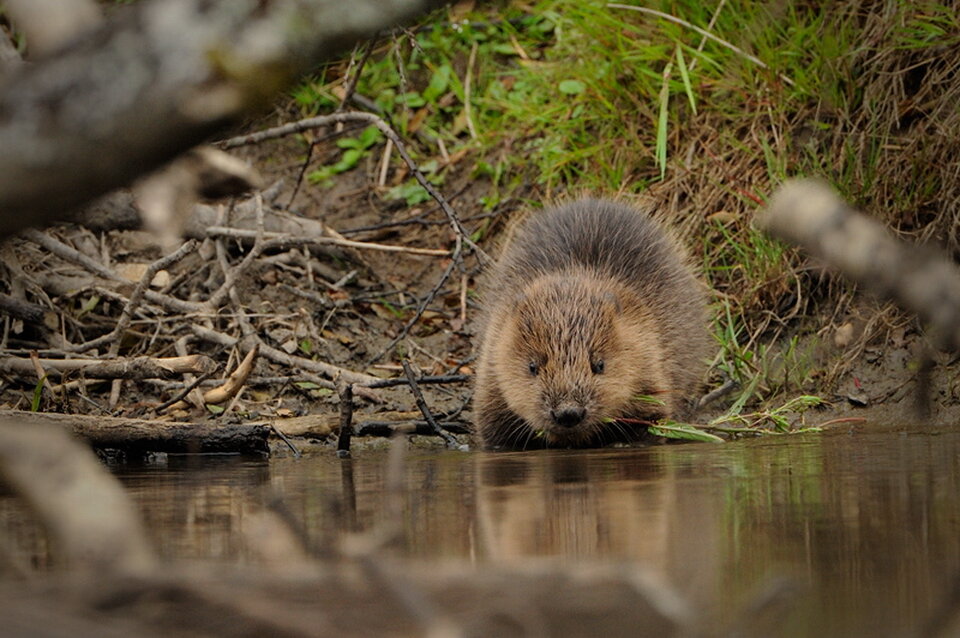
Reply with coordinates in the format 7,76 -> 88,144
0,562 -> 690,638
0,0 -> 447,238
758,179 -> 960,351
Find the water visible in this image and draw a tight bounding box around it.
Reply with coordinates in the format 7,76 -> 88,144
4,427 -> 960,636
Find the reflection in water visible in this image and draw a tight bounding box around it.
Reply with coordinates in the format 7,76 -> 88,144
2,431 -> 960,635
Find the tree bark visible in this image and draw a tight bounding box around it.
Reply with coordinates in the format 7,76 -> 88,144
0,0 -> 446,238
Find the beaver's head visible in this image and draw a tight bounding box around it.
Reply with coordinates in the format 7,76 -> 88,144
491,272 -> 671,448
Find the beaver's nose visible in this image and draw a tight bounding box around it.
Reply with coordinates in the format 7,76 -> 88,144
551,406 -> 586,428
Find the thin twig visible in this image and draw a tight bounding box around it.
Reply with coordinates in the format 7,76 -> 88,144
22,229 -> 203,314
401,359 -> 462,450
189,325 -> 379,386
688,0 -> 726,73
607,3 -> 795,87
369,247 -> 461,363
270,424 -> 302,458
697,375 -> 739,409
28,351 -> 56,404
463,41 -> 479,140
204,226 -> 449,256
154,368 -> 218,414
66,240 -> 197,355
206,194 -> 265,310
363,373 -> 469,389
338,40 -> 377,114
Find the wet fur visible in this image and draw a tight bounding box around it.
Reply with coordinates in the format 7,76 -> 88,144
474,199 -> 709,450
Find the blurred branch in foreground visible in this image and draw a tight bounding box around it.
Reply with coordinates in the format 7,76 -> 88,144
759,178 -> 960,352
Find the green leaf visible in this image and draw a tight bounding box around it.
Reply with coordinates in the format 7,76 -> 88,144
558,79 -> 586,95
401,91 -> 426,108
357,125 -> 382,149
334,148 -> 363,172
77,295 -> 100,318
295,381 -> 321,390
206,404 -> 225,415
648,421 -> 724,443
386,180 -> 431,206
423,64 -> 453,102
492,43 -> 519,55
299,339 -> 313,355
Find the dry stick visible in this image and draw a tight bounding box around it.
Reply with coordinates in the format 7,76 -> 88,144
0,292 -> 54,326
338,40 -> 377,115
687,0 -> 726,73
218,111 -> 490,265
400,359 -> 461,449
154,368 -> 218,414
286,36 -> 376,211
364,373 -> 469,389
206,194 -> 265,310
607,3 -> 794,87
336,380 -> 354,457
203,343 -> 259,405
463,41 -> 479,140
196,324 -> 379,387
270,424 -> 302,458
0,354 -> 214,378
204,226 -> 448,256
22,229 -> 203,314
65,240 -> 198,354
697,375 -> 739,409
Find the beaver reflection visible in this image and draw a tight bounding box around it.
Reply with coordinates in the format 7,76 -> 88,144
475,450 -> 721,596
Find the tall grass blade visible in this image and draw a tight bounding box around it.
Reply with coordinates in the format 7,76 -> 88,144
656,60 -> 672,180
675,44 -> 696,114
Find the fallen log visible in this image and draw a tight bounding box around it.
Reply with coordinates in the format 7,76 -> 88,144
0,410 -> 269,455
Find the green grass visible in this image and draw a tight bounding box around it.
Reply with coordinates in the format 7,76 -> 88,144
287,0 -> 959,418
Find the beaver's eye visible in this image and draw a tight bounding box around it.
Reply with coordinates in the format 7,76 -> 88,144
528,361 -> 539,376
591,360 -> 605,374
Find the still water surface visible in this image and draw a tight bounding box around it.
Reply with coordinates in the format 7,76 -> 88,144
5,427 -> 960,636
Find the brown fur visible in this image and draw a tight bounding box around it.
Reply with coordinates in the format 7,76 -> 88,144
474,199 -> 710,450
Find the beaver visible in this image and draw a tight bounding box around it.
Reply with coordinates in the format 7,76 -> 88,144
474,199 -> 710,450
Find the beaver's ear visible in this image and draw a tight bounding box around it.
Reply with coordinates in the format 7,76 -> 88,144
602,291 -> 622,313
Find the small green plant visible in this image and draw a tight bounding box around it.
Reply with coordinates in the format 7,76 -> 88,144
30,376 -> 46,412
708,394 -> 824,436
308,125 -> 382,186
